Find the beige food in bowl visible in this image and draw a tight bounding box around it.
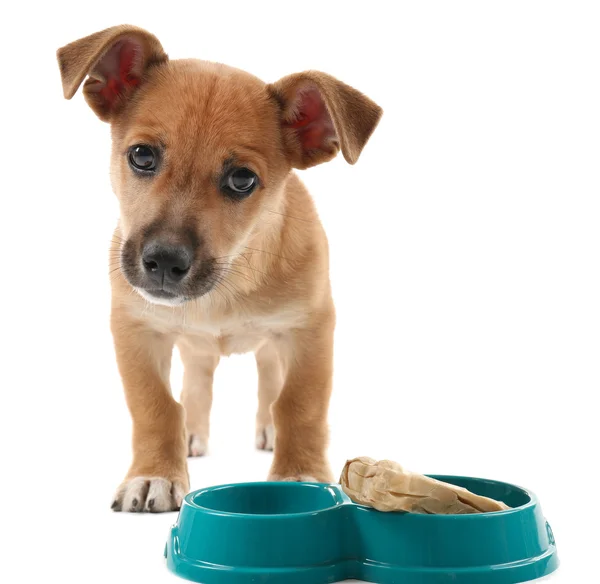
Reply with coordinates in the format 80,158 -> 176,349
340,457 -> 510,514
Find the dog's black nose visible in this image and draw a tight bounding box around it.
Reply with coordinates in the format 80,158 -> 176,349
142,243 -> 192,284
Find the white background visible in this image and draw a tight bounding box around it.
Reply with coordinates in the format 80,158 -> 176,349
1,1 -> 598,582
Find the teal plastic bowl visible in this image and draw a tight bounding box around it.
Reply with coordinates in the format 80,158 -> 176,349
165,476 -> 558,584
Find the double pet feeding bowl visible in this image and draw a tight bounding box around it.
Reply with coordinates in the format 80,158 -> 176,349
165,476 -> 558,583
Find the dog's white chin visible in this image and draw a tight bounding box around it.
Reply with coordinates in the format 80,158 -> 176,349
134,288 -> 186,307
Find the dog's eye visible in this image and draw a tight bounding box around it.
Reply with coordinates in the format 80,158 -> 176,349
128,145 -> 157,172
223,168 -> 258,198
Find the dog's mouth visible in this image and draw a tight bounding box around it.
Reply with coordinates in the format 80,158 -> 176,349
143,289 -> 178,299
131,276 -> 217,306
129,270 -> 217,306
136,288 -> 184,305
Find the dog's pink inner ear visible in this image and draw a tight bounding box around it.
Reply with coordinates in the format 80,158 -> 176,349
285,87 -> 336,153
88,38 -> 143,111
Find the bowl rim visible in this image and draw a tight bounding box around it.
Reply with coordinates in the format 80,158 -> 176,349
185,481 -> 347,518
182,476 -> 538,520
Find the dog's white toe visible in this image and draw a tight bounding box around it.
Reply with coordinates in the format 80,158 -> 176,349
112,477 -> 185,513
118,477 -> 148,512
256,424 -> 275,451
144,478 -> 176,512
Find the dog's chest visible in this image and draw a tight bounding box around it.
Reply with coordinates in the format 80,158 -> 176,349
217,328 -> 270,355
131,296 -> 306,355
177,310 -> 305,356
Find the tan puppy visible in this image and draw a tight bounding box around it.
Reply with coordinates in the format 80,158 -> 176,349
57,25 -> 381,513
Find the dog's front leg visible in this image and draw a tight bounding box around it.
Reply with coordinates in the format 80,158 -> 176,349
268,311 -> 335,483
255,341 -> 284,452
110,310 -> 189,512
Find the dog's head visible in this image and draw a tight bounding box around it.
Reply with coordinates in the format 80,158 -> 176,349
58,25 -> 382,305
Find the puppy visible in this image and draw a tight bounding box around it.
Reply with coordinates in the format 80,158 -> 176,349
57,25 -> 381,512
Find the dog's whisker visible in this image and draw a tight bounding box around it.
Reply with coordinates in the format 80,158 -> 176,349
243,246 -> 291,262
215,268 -> 257,287
210,280 -> 231,307
212,283 -> 228,304
213,262 -> 269,281
227,266 -> 259,286
211,252 -> 261,262
210,272 -> 254,318
264,208 -> 314,224
214,276 -> 238,299
213,258 -> 264,269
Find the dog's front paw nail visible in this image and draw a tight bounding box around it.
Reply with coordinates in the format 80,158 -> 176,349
188,435 -> 207,457
255,424 -> 275,451
112,476 -> 186,513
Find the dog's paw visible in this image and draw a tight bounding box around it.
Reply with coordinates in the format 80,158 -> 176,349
268,473 -> 318,482
255,424 -> 275,451
111,477 -> 186,513
188,434 -> 208,457
268,461 -> 333,484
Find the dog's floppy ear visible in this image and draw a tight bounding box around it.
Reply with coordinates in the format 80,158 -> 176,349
268,71 -> 382,169
57,25 -> 168,121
